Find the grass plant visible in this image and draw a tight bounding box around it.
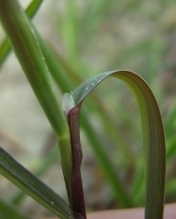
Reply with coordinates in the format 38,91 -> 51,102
0,0 -> 175,218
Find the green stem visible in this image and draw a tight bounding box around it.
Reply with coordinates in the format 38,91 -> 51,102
0,0 -> 72,203
0,0 -> 67,136
0,0 -> 43,67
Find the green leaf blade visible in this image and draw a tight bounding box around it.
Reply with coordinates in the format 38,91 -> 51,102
68,70 -> 166,219
0,147 -> 72,219
116,71 -> 165,219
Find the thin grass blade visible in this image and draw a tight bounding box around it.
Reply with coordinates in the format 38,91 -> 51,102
0,147 -> 72,219
63,70 -> 166,219
12,146 -> 59,205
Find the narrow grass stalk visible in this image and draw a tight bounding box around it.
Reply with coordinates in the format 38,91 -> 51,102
63,0 -> 78,65
67,106 -> 86,218
0,0 -> 73,205
0,0 -> 43,67
0,0 -> 67,136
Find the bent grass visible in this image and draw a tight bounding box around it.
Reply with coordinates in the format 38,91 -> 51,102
0,0 -> 167,219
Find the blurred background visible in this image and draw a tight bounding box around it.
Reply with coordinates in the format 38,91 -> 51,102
0,0 -> 176,218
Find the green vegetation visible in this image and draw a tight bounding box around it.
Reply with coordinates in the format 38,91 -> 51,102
0,0 -> 175,218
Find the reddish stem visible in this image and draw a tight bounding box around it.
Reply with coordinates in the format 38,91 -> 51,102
67,106 -> 86,219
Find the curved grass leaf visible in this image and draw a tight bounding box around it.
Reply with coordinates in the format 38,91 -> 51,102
23,23 -> 132,207
0,147 -> 72,219
4,14 -> 137,206
40,41 -> 133,207
63,70 -> 166,219
0,0 -> 43,68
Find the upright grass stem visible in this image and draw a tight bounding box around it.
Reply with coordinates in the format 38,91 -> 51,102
0,0 -> 43,67
0,0 -> 73,212
67,106 -> 86,218
0,0 -> 67,136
